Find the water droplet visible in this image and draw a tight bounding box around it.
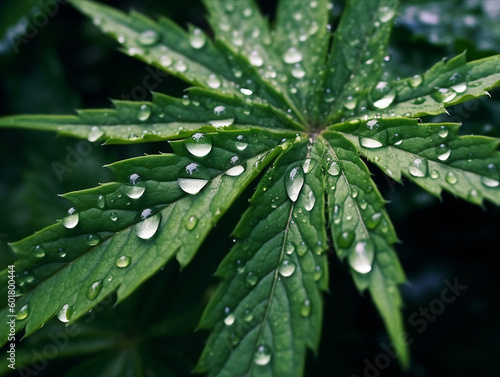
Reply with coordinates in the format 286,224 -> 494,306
313,265 -> 322,281
185,133 -> 212,157
87,126 -> 104,142
285,166 -> 304,202
185,216 -> 198,230
430,170 -> 439,179
96,195 -> 105,209
359,137 -> 383,149
58,248 -> 67,258
285,243 -> 295,255
254,345 -> 272,366
451,82 -> 467,93
351,187 -> 359,198
409,158 -> 428,177
436,144 -> 451,161
34,245 -> 45,258
344,95 -> 357,110
327,161 -> 341,176
138,30 -> 160,46
279,260 -> 296,277
243,309 -> 253,322
409,74 -> 423,88
224,307 -> 235,326
189,28 -> 206,49
138,104 -> 151,121
174,60 -> 188,72
431,88 -> 457,103
235,259 -> 245,273
249,50 -> 263,67
445,172 -> 458,185
116,256 -> 131,268
87,234 -> 101,246
86,280 -> 103,300
283,47 -> 303,64
291,65 -> 306,79
378,6 -> 395,23
245,272 -> 258,287
208,118 -> 234,128
366,212 -> 383,229
366,119 -> 379,130
62,207 -> 79,229
300,299 -> 311,317
467,189 -> 481,203
438,126 -> 449,138
373,92 -> 396,109
481,176 -> 500,188
235,135 -> 248,151
125,173 -> 146,199
337,231 -> 354,248
226,165 -> 245,176
413,96 -> 426,105
160,55 -> 172,67
16,304 -> 29,320
349,240 -> 374,274
110,212 -> 118,221
178,178 -> 209,194
303,184 -> 316,211
206,74 -> 221,89
135,209 -> 161,239
57,303 -> 73,322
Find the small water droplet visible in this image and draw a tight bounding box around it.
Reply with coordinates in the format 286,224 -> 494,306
110,212 -> 118,221
313,265 -> 322,281
409,158 -> 428,177
86,280 -> 103,300
436,144 -> 451,161
174,60 -> 188,72
58,248 -> 67,258
279,260 -> 296,277
235,259 -> 245,274
359,137 -> 383,148
351,187 -> 359,198
224,307 -> 235,326
366,119 -> 379,130
366,212 -> 383,229
206,74 -> 221,89
125,173 -> 146,199
300,299 -> 311,317
57,303 -> 73,322
87,234 -> 101,246
96,195 -> 105,209
243,309 -> 253,322
87,126 -> 104,142
337,231 -> 355,248
467,189 -> 481,203
373,92 -> 396,109
189,28 -> 206,49
138,30 -> 160,46
249,50 -> 263,67
116,256 -> 131,268
185,133 -> 212,157
291,64 -> 306,79
254,345 -> 272,366
235,135 -> 248,151
409,74 -> 423,87
138,104 -> 151,121
378,6 -> 395,23
226,165 -> 245,177
285,243 -> 295,255
160,55 -> 172,67
302,184 -> 316,211
327,161 -> 341,176
349,240 -> 374,274
283,47 -> 303,64
445,172 -> 458,185
285,166 -> 304,202
481,176 -> 500,188
16,304 -> 29,320
34,245 -> 45,258
62,207 -> 79,229
135,209 -> 161,239
431,88 -> 457,103
344,95 -> 357,110
178,178 -> 209,194
438,126 -> 449,138
245,272 -> 258,287
430,170 -> 440,179
185,216 -> 198,231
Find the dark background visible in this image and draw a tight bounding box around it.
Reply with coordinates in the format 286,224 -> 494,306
0,0 -> 499,376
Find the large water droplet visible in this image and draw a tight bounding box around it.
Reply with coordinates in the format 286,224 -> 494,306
235,135 -> 248,151
135,209 -> 161,239
481,176 -> 500,188
178,178 -> 209,194
254,345 -> 272,366
206,74 -> 221,89
349,240 -> 374,274
337,231 -> 355,248
16,304 -> 29,320
436,144 -> 451,161
302,184 -> 316,211
344,96 -> 357,110
373,92 -> 396,109
285,166 -> 304,202
226,165 -> 245,176
279,260 -> 296,277
185,133 -> 212,157
57,303 -> 73,322
189,28 -> 206,49
62,207 -> 79,229
125,173 -> 146,199
87,126 -> 104,142
138,104 -> 151,121
86,280 -> 103,300
116,256 -> 131,268
283,47 -> 303,64
359,137 -> 383,149
409,158 -> 428,177
185,216 -> 198,230
431,88 -> 457,103
445,172 -> 458,185
138,30 -> 160,46
208,118 -> 234,128
327,161 -> 341,176
409,74 -> 423,88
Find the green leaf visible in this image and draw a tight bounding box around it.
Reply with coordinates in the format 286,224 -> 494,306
197,140 -> 328,377
320,131 -> 408,366
0,128 -> 293,344
0,90 -> 304,144
322,0 -> 398,123
358,52 -> 500,119
335,118 -> 500,205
